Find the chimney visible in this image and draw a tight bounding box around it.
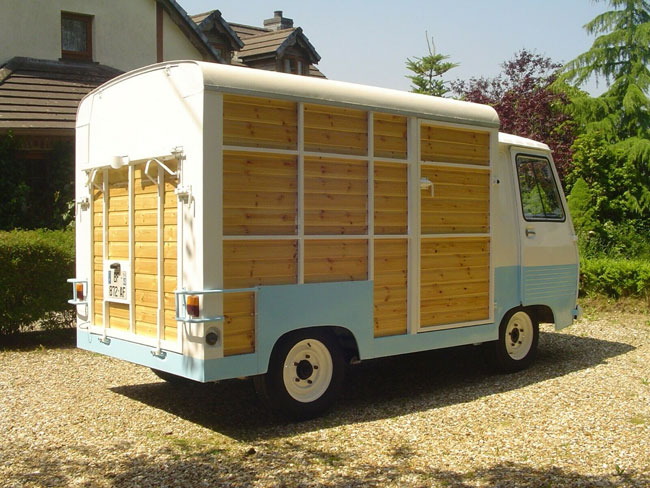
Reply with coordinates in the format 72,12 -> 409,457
263,10 -> 293,31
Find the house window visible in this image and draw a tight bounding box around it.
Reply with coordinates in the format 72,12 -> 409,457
61,12 -> 93,60
282,58 -> 306,75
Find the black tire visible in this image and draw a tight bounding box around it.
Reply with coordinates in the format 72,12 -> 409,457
253,329 -> 345,420
484,308 -> 539,373
150,368 -> 198,385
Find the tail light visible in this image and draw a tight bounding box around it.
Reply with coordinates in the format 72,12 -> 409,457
187,295 -> 200,318
76,283 -> 85,301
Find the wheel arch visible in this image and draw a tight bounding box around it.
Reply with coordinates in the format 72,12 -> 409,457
523,304 -> 554,325
261,325 -> 361,374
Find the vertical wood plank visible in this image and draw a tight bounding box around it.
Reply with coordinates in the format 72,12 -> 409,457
374,239 -> 408,337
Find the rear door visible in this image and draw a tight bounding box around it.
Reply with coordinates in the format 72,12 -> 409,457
90,160 -> 179,346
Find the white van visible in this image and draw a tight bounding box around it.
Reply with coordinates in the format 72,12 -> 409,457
70,61 -> 580,418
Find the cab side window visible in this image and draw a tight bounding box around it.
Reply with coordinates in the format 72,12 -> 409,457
516,155 -> 565,221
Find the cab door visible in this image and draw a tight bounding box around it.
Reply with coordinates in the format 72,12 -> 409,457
512,150 -> 579,323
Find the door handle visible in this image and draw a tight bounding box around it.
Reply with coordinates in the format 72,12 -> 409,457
420,177 -> 434,197
525,227 -> 536,237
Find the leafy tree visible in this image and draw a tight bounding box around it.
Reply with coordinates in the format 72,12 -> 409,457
406,34 -> 459,97
0,133 -> 74,230
452,50 -> 576,179
0,133 -> 30,229
559,0 -> 650,256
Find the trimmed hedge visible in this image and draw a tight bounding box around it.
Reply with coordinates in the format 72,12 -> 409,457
0,229 -> 75,335
0,228 -> 647,335
580,257 -> 650,299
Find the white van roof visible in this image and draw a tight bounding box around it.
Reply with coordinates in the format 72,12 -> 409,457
84,60 -> 500,130
499,132 -> 550,151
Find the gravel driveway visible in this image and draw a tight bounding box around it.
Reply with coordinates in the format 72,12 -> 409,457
1,305 -> 649,487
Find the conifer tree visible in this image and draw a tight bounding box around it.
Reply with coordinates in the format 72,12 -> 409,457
406,34 -> 458,97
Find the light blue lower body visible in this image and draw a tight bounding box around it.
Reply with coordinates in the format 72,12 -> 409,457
77,264 -> 579,382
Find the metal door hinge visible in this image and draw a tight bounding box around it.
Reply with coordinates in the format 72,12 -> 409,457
175,185 -> 192,204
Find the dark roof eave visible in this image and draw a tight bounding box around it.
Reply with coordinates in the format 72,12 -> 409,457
196,10 -> 244,50
0,127 -> 75,137
160,0 -> 224,63
236,52 -> 278,63
276,28 -> 320,64
1,56 -> 124,79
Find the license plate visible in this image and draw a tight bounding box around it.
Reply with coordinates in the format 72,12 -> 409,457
104,260 -> 130,304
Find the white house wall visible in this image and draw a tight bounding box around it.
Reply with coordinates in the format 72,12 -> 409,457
162,10 -> 205,63
1,0 -> 204,71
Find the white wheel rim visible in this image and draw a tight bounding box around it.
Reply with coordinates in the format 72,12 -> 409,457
505,311 -> 534,360
282,338 -> 333,403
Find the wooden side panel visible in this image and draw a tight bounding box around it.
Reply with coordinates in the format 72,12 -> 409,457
222,239 -> 298,355
374,239 -> 407,337
374,162 -> 408,235
304,239 -> 368,283
374,113 -> 407,159
304,104 -> 367,155
421,165 -> 490,234
223,94 -> 297,150
130,163 -> 178,341
304,157 -> 368,235
108,302 -> 130,331
133,164 -> 157,338
223,292 -> 255,356
421,124 -> 490,165
420,237 -> 490,327
223,151 -> 297,235
92,185 -> 103,327
107,167 -> 129,260
106,168 -> 129,331
163,163 -> 178,341
223,240 -> 298,288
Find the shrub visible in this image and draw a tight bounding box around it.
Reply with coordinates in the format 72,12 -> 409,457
580,257 -> 650,299
0,229 -> 75,335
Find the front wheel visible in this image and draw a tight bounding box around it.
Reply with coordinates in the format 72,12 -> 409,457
253,329 -> 345,420
484,309 -> 539,373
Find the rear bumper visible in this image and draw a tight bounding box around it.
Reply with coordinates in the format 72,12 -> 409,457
77,328 -> 259,382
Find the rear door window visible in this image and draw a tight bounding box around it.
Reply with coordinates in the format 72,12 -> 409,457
516,155 -> 565,221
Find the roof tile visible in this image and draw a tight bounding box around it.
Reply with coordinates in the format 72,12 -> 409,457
0,58 -> 122,132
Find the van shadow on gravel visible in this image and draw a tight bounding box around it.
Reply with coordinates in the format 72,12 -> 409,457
110,331 -> 634,442
10,445 -> 650,488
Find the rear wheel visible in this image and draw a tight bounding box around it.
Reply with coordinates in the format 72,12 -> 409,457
254,329 -> 345,420
484,308 -> 539,373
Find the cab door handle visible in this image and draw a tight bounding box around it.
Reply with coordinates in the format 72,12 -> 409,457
525,227 -> 536,237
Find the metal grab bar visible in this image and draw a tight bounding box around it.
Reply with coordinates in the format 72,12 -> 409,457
144,158 -> 178,186
174,288 -> 257,323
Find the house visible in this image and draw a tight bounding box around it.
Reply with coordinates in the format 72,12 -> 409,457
0,1 -> 324,228
192,10 -> 325,77
0,0 -> 221,157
